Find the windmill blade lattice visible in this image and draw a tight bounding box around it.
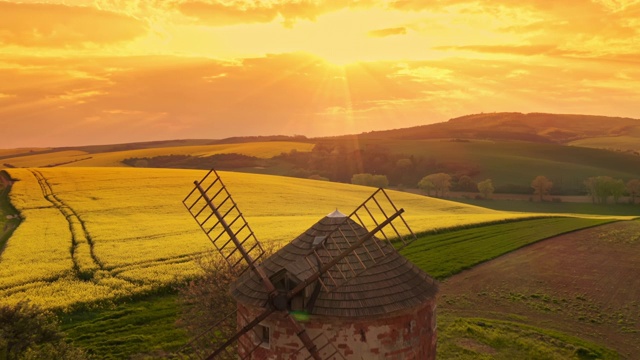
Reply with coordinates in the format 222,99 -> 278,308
183,169 -> 266,276
303,188 -> 417,292
350,188 -> 417,249
182,169 -> 322,360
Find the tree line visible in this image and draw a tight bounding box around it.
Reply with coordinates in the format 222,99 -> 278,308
394,173 -> 639,204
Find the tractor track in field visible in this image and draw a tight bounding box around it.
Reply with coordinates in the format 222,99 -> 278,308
29,169 -> 104,279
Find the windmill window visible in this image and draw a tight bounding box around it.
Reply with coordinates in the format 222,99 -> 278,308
255,324 -> 270,348
270,269 -> 306,311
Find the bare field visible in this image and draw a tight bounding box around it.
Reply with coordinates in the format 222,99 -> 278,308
439,220 -> 640,358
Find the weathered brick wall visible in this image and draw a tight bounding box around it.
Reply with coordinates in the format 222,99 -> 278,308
237,299 -> 437,359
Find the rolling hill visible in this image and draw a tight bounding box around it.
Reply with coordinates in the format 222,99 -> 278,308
355,112 -> 640,151
2,112 -> 639,196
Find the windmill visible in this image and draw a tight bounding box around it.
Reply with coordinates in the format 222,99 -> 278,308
180,169 -> 438,359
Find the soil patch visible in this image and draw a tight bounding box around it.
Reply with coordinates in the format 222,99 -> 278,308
439,220 -> 640,359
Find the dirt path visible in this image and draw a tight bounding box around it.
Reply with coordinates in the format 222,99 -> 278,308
439,220 -> 640,359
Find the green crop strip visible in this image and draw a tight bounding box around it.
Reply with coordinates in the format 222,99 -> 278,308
402,217 -> 614,279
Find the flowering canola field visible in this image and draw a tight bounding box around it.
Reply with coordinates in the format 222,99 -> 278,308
0,141 -> 314,168
1,167 -> 529,310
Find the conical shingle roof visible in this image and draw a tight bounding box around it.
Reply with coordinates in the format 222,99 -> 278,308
231,211 -> 438,318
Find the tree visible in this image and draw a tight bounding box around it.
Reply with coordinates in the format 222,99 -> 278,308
626,179 -> 640,204
417,176 -> 435,196
178,245 -> 278,357
531,176 -> 553,201
418,173 -> 452,197
477,179 -> 494,199
0,301 -> 87,360
351,173 -> 389,188
351,173 -> 373,186
370,175 -> 389,188
455,175 -> 477,192
178,255 -> 239,357
584,176 -> 622,204
610,179 -> 625,204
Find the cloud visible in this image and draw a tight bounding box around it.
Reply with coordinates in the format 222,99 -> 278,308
176,0 -> 375,26
2,51 -> 640,148
436,44 -> 560,56
0,2 -> 147,47
177,1 -> 280,26
368,27 -> 407,37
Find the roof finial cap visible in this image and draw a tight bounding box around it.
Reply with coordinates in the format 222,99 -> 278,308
327,209 -> 346,218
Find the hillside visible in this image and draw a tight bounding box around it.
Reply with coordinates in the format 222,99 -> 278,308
355,112 -> 640,152
3,139 -> 639,196
2,112 -> 640,196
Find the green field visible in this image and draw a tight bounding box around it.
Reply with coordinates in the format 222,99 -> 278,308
402,217 -> 614,279
60,295 -> 187,359
348,138 -> 640,189
450,197 -> 640,216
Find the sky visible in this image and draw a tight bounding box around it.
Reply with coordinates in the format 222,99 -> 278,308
1,0 -> 639,148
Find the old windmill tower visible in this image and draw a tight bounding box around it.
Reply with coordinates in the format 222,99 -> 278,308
182,169 -> 438,359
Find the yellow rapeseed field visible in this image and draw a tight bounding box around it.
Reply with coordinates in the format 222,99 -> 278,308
0,167 -> 532,310
0,141 -> 314,168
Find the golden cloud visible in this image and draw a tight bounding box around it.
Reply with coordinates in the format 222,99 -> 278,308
0,2 -> 147,47
368,27 -> 407,38
177,0 -> 375,26
177,1 -> 279,26
435,44 -> 560,56
2,51 -> 640,148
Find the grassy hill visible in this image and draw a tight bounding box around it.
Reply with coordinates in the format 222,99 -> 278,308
355,112 -> 640,147
312,137 -> 640,193
2,112 -> 639,196
3,137 -> 639,195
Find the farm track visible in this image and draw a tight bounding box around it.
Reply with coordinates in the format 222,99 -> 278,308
29,170 -> 104,278
27,170 -> 196,285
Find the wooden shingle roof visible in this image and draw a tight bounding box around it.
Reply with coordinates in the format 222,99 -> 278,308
230,211 -> 438,318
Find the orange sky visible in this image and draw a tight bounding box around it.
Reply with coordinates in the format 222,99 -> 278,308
1,0 -> 639,148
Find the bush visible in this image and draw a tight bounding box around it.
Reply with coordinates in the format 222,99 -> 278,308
0,301 -> 88,359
